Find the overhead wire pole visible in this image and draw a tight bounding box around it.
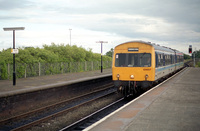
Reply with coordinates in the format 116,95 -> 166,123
96,41 -> 108,73
3,27 -> 25,86
69,29 -> 72,46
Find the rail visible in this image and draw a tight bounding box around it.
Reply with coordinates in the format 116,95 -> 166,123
0,84 -> 115,131
60,98 -> 125,131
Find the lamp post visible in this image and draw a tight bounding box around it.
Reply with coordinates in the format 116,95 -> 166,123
96,41 -> 108,73
69,29 -> 72,46
3,27 -> 25,86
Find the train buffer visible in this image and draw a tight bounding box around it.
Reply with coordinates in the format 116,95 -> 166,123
85,67 -> 200,131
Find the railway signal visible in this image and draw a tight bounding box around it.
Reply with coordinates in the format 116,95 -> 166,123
189,45 -> 192,54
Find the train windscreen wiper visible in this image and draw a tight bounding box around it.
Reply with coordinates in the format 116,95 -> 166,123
140,52 -> 147,59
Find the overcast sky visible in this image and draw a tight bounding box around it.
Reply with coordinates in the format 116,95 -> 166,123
0,0 -> 200,54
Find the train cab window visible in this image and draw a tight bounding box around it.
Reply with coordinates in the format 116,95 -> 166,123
115,54 -> 126,67
115,53 -> 151,67
140,53 -> 151,67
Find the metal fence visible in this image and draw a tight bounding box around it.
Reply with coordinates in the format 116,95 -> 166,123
0,61 -> 112,80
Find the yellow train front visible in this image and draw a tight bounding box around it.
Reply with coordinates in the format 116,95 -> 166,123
112,41 -> 183,97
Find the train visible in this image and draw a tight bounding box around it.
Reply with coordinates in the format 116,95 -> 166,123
112,41 -> 184,98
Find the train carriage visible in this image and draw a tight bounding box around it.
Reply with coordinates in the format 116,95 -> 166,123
112,41 -> 184,97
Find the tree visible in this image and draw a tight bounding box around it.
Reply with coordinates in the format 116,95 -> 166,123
0,43 -> 113,79
192,50 -> 200,58
184,54 -> 191,60
106,48 -> 114,58
0,61 -> 8,79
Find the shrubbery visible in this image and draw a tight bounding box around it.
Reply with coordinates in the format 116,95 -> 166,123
0,43 -> 112,80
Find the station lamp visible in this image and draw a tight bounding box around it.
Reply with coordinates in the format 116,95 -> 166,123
96,41 -> 108,73
3,27 -> 25,86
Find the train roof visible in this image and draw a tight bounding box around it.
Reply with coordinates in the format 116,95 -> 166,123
116,40 -> 179,54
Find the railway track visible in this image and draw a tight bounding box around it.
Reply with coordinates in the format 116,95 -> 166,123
60,98 -> 126,131
0,67 -> 187,130
0,83 -> 116,131
59,67 -> 187,131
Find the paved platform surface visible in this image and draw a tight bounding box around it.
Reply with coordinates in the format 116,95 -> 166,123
0,69 -> 111,97
85,67 -> 200,131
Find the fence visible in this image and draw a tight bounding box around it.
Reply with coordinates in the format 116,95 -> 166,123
0,61 -> 112,80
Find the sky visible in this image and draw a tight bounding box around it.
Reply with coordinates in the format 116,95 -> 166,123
0,0 -> 200,55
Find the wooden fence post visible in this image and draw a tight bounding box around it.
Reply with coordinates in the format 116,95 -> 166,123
61,62 -> 63,74
70,62 -> 71,73
25,65 -> 26,78
91,61 -> 93,71
7,64 -> 10,80
85,61 -> 87,71
39,62 -> 41,76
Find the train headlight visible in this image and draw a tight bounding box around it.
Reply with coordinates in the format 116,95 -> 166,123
145,74 -> 148,80
130,75 -> 134,79
116,74 -> 120,78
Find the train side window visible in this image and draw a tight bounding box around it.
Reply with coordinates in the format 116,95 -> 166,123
180,56 -> 183,62
166,55 -> 170,65
175,55 -> 177,63
181,56 -> 183,62
180,56 -> 182,62
161,54 -> 164,66
177,56 -> 180,63
157,54 -> 163,67
178,56 -> 180,62
174,55 -> 176,64
172,55 -> 175,64
170,55 -> 172,64
165,55 -> 167,65
156,53 -> 158,67
158,54 -> 160,67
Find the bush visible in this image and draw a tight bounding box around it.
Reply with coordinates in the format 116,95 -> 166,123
0,61 -> 8,80
0,43 -> 112,80
197,62 -> 200,67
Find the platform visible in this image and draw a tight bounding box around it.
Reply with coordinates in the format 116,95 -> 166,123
85,67 -> 200,131
0,69 -> 111,97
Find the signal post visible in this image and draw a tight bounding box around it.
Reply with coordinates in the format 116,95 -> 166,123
189,45 -> 195,67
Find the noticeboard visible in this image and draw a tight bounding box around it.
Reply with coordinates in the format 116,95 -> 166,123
11,49 -> 19,54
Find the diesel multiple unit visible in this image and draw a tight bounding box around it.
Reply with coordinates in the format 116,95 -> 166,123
112,41 -> 184,97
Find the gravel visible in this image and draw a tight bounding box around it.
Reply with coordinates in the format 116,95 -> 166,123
27,93 -> 121,131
